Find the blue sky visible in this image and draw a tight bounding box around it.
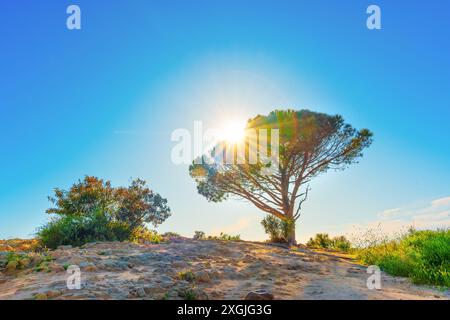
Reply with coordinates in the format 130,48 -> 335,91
1,1 -> 449,242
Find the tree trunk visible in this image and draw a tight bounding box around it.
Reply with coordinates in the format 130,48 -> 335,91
287,221 -> 296,245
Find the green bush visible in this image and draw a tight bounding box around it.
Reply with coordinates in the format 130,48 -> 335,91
261,215 -> 292,243
37,176 -> 171,249
331,235 -> 352,252
162,232 -> 181,238
178,270 -> 196,282
130,227 -> 163,244
193,231 -> 206,240
357,229 -> 450,287
37,209 -> 132,249
307,233 -> 351,252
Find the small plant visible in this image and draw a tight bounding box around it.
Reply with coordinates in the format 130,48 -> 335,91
33,254 -> 54,273
193,231 -> 240,241
208,232 -> 241,241
261,215 -> 293,243
3,252 -> 36,271
178,270 -> 196,282
161,292 -> 171,300
307,233 -> 352,252
193,231 -> 206,240
180,288 -> 197,300
332,236 -> 352,252
162,232 -> 180,238
130,227 -> 163,244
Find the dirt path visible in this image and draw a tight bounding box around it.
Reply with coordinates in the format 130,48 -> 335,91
0,239 -> 448,300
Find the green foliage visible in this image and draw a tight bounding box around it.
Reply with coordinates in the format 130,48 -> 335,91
114,178 -> 171,229
130,227 -> 163,244
38,176 -> 171,248
357,229 -> 450,287
307,233 -> 352,252
1,252 -> 54,273
331,235 -> 352,252
193,231 -> 206,240
261,215 -> 293,243
178,270 -> 196,282
193,231 -> 240,241
180,288 -> 197,300
162,232 -> 181,238
46,176 -> 171,228
207,232 -> 241,241
37,208 -> 132,249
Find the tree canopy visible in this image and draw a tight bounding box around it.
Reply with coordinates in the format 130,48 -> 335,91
47,176 -> 171,229
189,109 -> 373,243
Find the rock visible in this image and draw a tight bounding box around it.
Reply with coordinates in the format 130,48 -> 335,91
67,256 -> 86,266
245,289 -> 274,300
286,263 -> 304,271
84,265 -> 98,272
46,290 -> 62,298
143,285 -> 165,297
57,245 -> 73,250
156,275 -> 174,288
99,260 -> 130,271
194,270 -> 211,283
172,261 -> 188,268
136,287 -> 146,298
48,263 -> 66,273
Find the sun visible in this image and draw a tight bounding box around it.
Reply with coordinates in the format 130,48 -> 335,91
220,120 -> 247,143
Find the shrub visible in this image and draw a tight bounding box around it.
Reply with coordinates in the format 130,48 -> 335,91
207,232 -> 240,241
261,215 -> 292,243
193,231 -> 206,240
178,270 -> 195,282
331,235 -> 352,252
130,227 -> 163,244
307,233 -> 352,252
162,232 -> 181,238
179,288 -> 197,300
37,209 -> 132,249
38,176 -> 171,248
193,231 -> 240,241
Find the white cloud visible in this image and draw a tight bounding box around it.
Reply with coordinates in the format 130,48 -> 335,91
343,196 -> 450,240
431,196 -> 450,207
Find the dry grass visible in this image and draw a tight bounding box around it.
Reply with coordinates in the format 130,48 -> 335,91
0,239 -> 39,252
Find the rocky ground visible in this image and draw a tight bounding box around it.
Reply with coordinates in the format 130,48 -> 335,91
0,238 -> 448,300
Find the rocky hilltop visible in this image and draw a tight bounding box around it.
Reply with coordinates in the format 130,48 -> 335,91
0,238 -> 448,300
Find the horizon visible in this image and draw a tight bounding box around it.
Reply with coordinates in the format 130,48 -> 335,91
1,1 -> 450,243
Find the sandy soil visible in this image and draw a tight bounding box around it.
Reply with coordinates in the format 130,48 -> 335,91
0,238 -> 448,300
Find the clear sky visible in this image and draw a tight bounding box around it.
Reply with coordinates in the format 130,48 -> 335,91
1,1 -> 449,242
